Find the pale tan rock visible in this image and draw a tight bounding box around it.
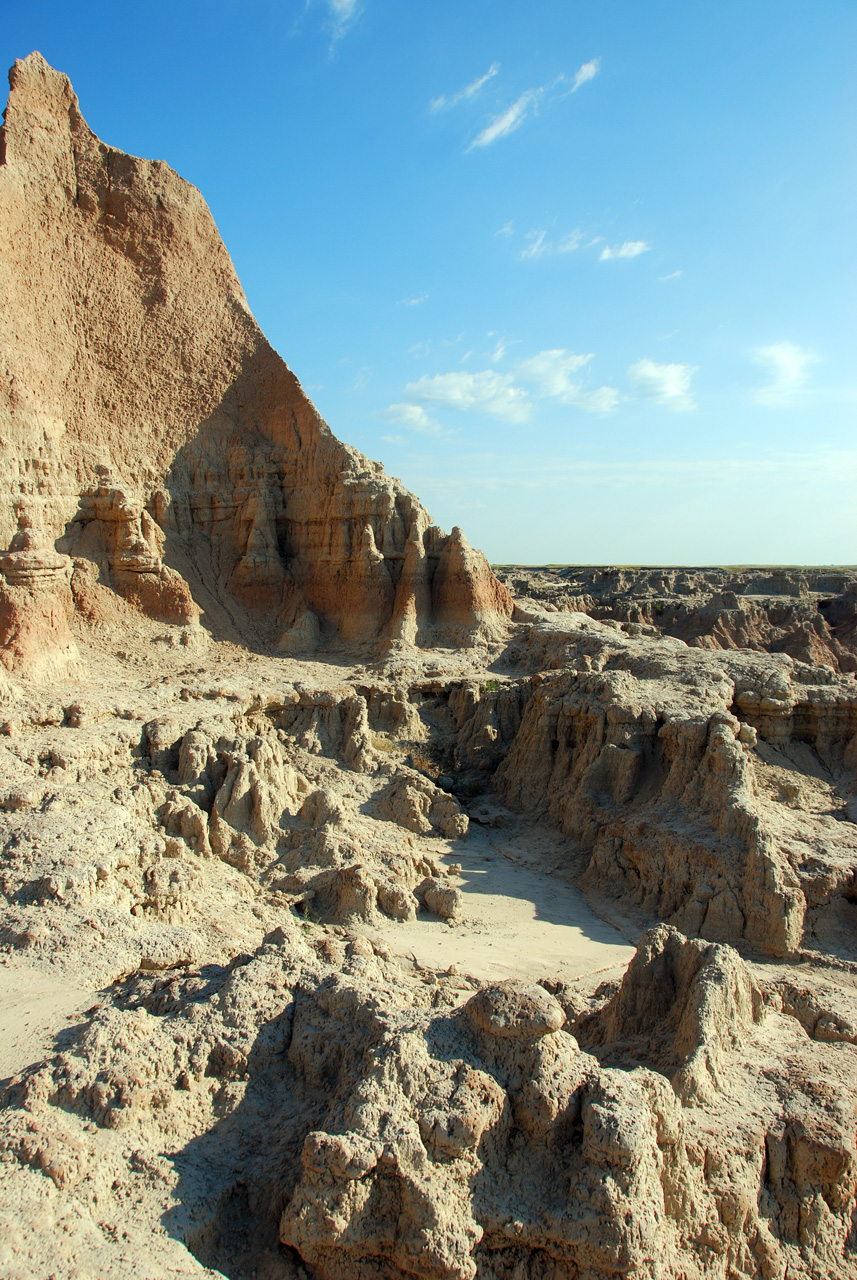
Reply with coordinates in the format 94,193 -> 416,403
1,49 -> 857,1280
0,53 -> 512,656
464,981 -> 565,1040
575,924 -> 763,1104
378,772 -> 470,839
0,504 -> 78,679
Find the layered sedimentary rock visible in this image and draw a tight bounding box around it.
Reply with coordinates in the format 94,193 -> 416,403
0,502 -> 78,679
2,49 -> 857,1280
0,53 -> 512,662
499,566 -> 857,672
492,619 -> 857,957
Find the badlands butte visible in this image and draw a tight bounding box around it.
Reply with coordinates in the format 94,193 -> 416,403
0,50 -> 856,1280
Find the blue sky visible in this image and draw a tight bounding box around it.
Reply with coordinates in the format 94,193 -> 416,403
3,1 -> 855,564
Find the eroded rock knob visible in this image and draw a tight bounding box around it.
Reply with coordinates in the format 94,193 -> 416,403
464,981 -> 565,1040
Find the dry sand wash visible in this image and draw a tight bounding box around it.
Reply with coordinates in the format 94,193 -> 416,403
1,52 -> 856,1280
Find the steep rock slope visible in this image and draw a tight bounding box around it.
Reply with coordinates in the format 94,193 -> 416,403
0,52 -> 512,665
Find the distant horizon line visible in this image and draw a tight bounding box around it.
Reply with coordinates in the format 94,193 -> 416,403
490,563 -> 857,571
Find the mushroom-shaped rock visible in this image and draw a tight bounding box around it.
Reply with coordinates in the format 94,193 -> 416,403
464,981 -> 565,1040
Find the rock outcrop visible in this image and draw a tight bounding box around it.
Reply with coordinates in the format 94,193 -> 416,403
498,566 -> 857,672
6,927 -> 856,1280
0,52 -> 512,664
492,616 -> 857,957
2,48 -> 857,1280
0,502 -> 77,679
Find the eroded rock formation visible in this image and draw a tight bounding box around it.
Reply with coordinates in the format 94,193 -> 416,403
499,566 -> 857,672
0,52 -> 512,664
1,49 -> 856,1280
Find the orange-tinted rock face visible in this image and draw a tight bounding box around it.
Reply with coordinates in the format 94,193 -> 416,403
0,53 -> 512,664
0,506 -> 78,679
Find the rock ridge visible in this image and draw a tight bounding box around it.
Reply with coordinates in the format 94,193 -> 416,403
0,52 -> 512,668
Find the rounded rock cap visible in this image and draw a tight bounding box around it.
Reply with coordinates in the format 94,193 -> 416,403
465,981 -> 565,1040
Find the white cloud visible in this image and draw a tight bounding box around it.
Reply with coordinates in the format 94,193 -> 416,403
387,347 -> 620,428
521,229 -> 548,260
576,385 -> 621,412
404,370 -> 531,422
751,340 -> 818,405
571,58 -> 600,92
469,89 -> 537,149
517,349 -> 592,397
600,240 -> 650,261
517,349 -> 618,412
558,229 -> 582,253
431,62 -> 500,112
660,269 -> 682,281
382,402 -> 449,436
325,0 -> 360,37
628,358 -> 696,410
468,63 -> 598,150
399,294 -> 427,306
519,227 -> 582,260
495,220 -> 515,238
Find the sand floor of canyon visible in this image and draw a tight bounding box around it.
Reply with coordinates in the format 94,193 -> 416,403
365,821 -> 637,985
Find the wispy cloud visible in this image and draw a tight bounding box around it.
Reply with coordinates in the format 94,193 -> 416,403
517,349 -> 592,396
558,229 -> 583,253
399,294 -> 427,306
468,60 -> 598,151
628,358 -> 696,410
431,62 -> 500,112
571,58 -> 600,92
382,402 -> 450,437
404,370 -> 531,422
520,226 -> 582,260
324,0 -> 361,39
660,269 -> 682,281
387,347 -> 619,427
600,240 -> 650,261
751,340 -> 818,405
521,229 -> 549,260
495,220 -> 515,238
469,89 -> 538,149
576,385 -> 622,412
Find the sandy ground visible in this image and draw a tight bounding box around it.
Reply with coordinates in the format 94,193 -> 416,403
369,820 -> 637,985
0,960 -> 94,1083
0,810 -> 637,1086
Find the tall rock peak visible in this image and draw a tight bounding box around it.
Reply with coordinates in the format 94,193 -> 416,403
0,53 -> 512,670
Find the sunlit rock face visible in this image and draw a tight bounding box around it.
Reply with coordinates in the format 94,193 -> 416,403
2,52 -> 857,1280
0,52 -> 512,663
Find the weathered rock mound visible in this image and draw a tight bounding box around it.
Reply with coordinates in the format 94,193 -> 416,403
499,566 -> 857,672
0,52 -> 512,666
7,928 -> 856,1280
